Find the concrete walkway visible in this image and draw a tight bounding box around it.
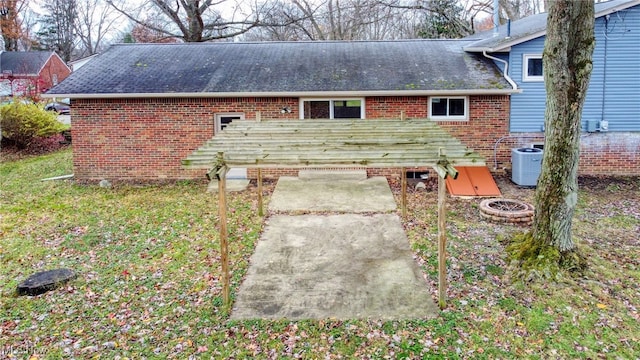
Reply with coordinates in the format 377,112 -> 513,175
231,173 -> 438,320
269,176 -> 397,213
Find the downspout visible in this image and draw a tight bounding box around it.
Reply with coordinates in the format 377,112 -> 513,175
483,51 -> 518,90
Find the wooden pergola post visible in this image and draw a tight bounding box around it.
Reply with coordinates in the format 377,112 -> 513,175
216,155 -> 231,308
257,168 -> 264,217
433,149 -> 458,310
437,173 -> 447,309
400,112 -> 407,219
401,167 -> 407,219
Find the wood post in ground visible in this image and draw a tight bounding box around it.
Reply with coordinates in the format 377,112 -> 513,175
217,164 -> 230,308
437,171 -> 447,309
401,167 -> 407,219
257,168 -> 264,217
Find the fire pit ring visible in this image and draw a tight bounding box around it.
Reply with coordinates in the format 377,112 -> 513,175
479,198 -> 534,225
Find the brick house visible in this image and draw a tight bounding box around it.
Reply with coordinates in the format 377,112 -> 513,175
0,51 -> 71,99
44,37 -> 634,182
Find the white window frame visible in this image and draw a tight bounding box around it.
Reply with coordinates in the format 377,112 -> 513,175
214,112 -> 245,134
428,96 -> 468,121
299,98 -> 365,119
523,54 -> 544,82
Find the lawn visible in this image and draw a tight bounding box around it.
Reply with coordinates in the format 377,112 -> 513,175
1,148 -> 639,358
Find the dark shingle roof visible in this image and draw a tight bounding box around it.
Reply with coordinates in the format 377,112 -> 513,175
1,51 -> 55,75
464,0 -> 640,52
46,40 -> 512,97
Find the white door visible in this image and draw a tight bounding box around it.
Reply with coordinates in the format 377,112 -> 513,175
215,113 -> 247,179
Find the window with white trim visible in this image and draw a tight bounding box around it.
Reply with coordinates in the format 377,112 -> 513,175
429,97 -> 468,121
214,113 -> 245,134
300,98 -> 364,119
523,54 -> 543,81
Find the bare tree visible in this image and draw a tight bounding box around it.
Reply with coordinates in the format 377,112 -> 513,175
16,5 -> 39,50
373,0 -> 473,38
247,0 -> 426,41
130,22 -> 180,43
0,0 -> 28,51
35,0 -> 77,62
75,0 -> 122,57
467,0 -> 544,29
107,0 -> 262,42
509,0 -> 594,273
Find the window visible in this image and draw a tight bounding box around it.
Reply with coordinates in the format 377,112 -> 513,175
429,97 -> 467,120
300,99 -> 364,119
214,113 -> 245,133
523,54 -> 543,81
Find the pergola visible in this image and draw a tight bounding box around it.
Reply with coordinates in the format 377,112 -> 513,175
183,117 -> 486,310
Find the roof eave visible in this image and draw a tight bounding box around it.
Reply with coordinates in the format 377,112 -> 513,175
595,0 -> 640,18
43,89 -> 520,99
464,46 -> 510,53
464,30 -> 546,52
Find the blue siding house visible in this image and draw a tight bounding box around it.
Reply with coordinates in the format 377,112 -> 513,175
464,0 -> 640,175
466,0 -> 640,132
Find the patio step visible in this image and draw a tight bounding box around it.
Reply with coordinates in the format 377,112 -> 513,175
298,169 -> 367,181
207,179 -> 251,192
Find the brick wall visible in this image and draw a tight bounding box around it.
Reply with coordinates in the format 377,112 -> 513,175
39,54 -> 71,93
366,95 -> 512,167
490,133 -> 640,176
72,96 -> 638,182
577,133 -> 640,175
72,97 -> 299,181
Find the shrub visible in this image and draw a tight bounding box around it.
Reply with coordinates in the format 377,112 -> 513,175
0,100 -> 67,148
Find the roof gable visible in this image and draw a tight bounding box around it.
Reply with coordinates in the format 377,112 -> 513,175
464,0 -> 640,52
46,40 -> 512,98
0,51 -> 58,75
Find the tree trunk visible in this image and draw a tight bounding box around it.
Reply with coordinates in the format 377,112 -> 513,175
532,0 -> 594,254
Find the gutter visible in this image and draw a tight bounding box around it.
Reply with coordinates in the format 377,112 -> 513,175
482,51 -> 519,91
42,88 -> 520,100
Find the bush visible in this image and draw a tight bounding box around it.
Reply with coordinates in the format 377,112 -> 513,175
0,100 -> 67,148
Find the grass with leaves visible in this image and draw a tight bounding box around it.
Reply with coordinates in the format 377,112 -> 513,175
1,148 -> 639,358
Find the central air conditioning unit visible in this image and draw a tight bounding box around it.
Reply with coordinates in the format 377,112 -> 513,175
512,148 -> 543,186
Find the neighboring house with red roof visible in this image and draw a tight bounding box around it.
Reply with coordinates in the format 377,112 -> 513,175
0,51 -> 71,99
